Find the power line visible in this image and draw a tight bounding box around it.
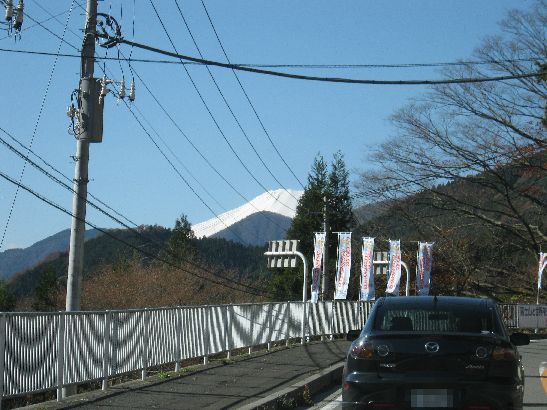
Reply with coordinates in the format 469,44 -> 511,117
174,0 -> 302,203
0,126 -> 267,296
5,8 -> 269,295
112,37 -> 545,86
199,0 -> 305,190
0,169 -> 266,297
24,3 -> 230,223
149,1 -> 296,214
0,126 -> 139,228
0,0 -> 76,252
121,52 -> 293,232
0,48 -> 538,71
24,4 -> 288,243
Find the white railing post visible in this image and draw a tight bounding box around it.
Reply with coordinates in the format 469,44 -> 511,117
248,305 -> 253,355
175,307 -> 182,372
202,307 -> 209,365
57,313 -> 65,400
141,309 -> 149,380
102,311 -> 111,390
0,314 -> 6,408
267,303 -> 273,351
330,301 -> 335,340
285,301 -> 291,346
224,305 -> 230,359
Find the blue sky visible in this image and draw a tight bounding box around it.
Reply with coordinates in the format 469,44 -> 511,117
0,0 -> 527,249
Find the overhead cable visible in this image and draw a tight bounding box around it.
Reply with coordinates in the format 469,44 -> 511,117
0,48 -> 538,71
149,1 -> 296,214
199,0 -> 305,189
0,169 -> 266,297
111,37 -> 545,86
173,0 -> 301,203
0,0 -> 76,252
0,126 -> 267,295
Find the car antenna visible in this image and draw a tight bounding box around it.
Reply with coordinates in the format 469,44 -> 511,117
433,294 -> 438,305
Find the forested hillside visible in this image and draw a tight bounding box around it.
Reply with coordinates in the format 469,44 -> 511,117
9,224 -> 269,311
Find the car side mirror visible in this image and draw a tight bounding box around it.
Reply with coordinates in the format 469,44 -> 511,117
346,329 -> 361,341
510,332 -> 530,346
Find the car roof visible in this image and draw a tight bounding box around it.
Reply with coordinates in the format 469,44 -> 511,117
377,295 -> 494,310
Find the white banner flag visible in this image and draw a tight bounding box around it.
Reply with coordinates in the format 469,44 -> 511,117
386,240 -> 402,295
311,232 -> 326,303
539,252 -> 546,290
334,232 -> 352,300
360,237 -> 375,301
417,242 -> 434,296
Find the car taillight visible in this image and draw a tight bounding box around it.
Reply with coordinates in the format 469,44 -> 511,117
464,405 -> 494,410
350,343 -> 374,359
492,346 -> 517,361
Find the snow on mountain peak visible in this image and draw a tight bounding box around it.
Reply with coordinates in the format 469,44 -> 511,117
192,189 -> 303,238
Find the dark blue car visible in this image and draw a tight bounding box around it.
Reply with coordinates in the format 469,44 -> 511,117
342,296 -> 529,409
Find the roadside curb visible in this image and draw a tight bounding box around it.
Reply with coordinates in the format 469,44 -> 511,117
238,361 -> 344,410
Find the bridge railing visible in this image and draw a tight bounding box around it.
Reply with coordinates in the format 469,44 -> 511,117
0,301 -> 540,402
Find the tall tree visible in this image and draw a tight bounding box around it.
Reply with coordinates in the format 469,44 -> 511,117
270,155 -> 328,300
325,151 -> 355,296
286,154 -> 329,257
0,280 -> 15,312
270,153 -> 356,300
32,269 -> 60,311
355,1 -> 546,297
167,214 -> 196,263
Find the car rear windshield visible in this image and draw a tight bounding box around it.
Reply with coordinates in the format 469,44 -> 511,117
373,304 -> 503,334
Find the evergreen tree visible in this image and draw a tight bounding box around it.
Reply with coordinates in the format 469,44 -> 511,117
286,154 -> 329,257
327,151 -> 355,233
167,214 -> 196,263
269,152 -> 355,301
32,269 -> 59,311
270,154 -> 328,300
325,151 -> 355,297
0,280 -> 15,312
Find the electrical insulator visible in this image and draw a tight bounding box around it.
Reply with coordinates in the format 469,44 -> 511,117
100,77 -> 108,96
66,104 -> 76,118
13,0 -> 23,30
118,79 -> 126,99
5,0 -> 13,22
128,79 -> 135,102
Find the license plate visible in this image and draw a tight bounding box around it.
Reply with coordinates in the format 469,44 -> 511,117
411,389 -> 453,408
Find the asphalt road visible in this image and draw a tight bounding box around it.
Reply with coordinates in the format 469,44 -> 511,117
313,339 -> 547,409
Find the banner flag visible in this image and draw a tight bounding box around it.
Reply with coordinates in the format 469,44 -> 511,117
417,242 -> 434,296
386,240 -> 402,295
539,252 -> 546,290
311,232 -> 326,303
360,237 -> 375,301
334,232 -> 352,300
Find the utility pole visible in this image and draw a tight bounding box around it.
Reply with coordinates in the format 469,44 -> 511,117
321,195 -> 329,301
66,0 -> 98,312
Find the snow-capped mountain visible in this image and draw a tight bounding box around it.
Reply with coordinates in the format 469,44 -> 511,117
192,189 -> 303,242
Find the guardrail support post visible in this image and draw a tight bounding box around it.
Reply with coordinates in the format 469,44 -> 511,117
226,305 -> 232,360
141,309 -> 149,380
102,311 -> 111,390
267,303 -> 273,351
285,301 -> 290,346
175,307 -> 182,372
57,313 -> 66,400
0,314 -> 6,409
203,307 -> 209,365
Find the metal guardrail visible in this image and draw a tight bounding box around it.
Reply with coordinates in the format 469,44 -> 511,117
0,301 -> 370,402
0,301 -> 539,403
